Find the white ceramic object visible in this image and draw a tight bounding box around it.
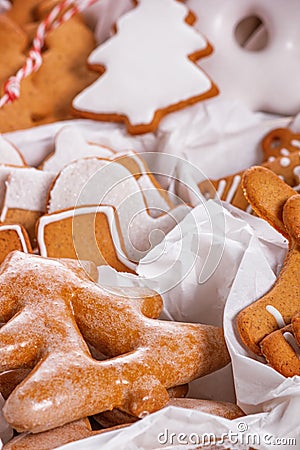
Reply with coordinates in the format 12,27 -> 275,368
188,0 -> 300,115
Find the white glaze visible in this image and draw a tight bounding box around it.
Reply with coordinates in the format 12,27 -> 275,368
266,305 -> 285,328
0,224 -> 29,253
0,135 -> 25,166
280,148 -> 290,156
47,158 -> 190,261
291,139 -> 300,148
214,175 -> 241,203
42,126 -> 114,173
283,332 -> 300,358
246,204 -> 253,214
280,157 -> 291,168
0,167 -> 54,222
188,0 -> 300,115
226,175 -> 241,203
216,179 -> 226,199
37,206 -> 135,271
43,127 -> 172,217
73,0 -> 212,125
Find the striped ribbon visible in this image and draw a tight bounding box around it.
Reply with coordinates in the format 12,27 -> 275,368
0,0 -> 99,108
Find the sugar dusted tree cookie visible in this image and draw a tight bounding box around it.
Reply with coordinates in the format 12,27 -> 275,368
73,0 -> 218,134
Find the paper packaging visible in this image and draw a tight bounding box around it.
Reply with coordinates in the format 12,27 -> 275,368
1,2 -> 300,447
1,109 -> 299,449
73,201 -> 297,450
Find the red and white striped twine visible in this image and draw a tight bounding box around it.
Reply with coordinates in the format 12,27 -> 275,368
0,0 -> 99,109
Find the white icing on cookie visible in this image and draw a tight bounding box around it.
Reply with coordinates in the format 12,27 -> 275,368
0,166 -> 54,222
226,175 -> 241,203
291,139 -> 300,148
280,148 -> 290,156
214,175 -> 241,203
0,135 -> 25,166
43,127 -> 172,217
280,157 -> 291,167
137,174 -> 171,217
37,206 -> 135,271
283,332 -> 300,358
42,126 -> 115,173
48,158 -> 190,261
268,156 -> 276,163
188,0 -> 300,115
266,305 -> 285,328
0,224 -> 29,253
216,179 -> 226,199
73,0 -> 212,126
246,204 -> 253,214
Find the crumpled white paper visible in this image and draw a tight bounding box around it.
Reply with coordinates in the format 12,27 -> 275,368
74,200 -> 297,450
98,200 -> 287,405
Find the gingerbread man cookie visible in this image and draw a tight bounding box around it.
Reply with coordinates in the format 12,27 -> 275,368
237,167 -> 300,366
73,0 -> 218,134
198,151 -> 300,211
260,323 -> 300,377
1,251 -> 229,433
261,128 -> 300,163
0,5 -> 98,132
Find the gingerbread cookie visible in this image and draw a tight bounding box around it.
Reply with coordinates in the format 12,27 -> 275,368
198,151 -> 300,212
0,369 -> 30,400
236,167 -> 300,357
41,125 -> 115,173
37,205 -> 135,272
0,135 -> 26,166
1,251 -> 229,433
42,126 -> 174,216
95,398 -> 244,428
0,6 -> 98,132
73,0 -> 218,134
0,15 -> 27,91
6,0 -> 46,26
3,421 -> 129,450
262,128 -> 300,162
260,324 -> 300,377
3,418 -> 93,450
0,224 -> 32,264
47,157 -> 190,262
0,166 -> 54,243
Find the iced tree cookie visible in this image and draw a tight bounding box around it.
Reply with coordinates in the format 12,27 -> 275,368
73,0 -> 218,134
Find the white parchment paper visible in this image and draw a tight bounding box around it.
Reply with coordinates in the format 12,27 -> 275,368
1,2 -> 300,448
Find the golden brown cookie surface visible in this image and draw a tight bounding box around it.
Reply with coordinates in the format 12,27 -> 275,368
0,251 -> 229,433
0,8 -> 98,132
237,167 -> 300,373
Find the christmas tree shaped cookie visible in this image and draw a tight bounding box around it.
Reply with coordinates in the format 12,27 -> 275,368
73,0 -> 218,134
